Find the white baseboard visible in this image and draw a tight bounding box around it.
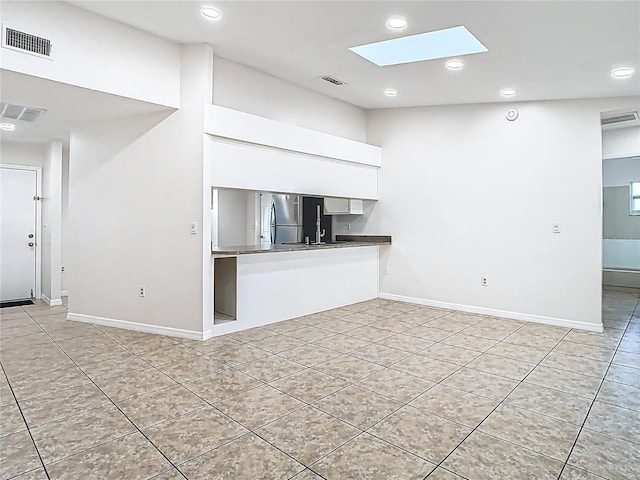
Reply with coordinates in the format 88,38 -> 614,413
41,294 -> 63,307
66,313 -> 205,340
61,290 -> 69,297
378,293 -> 604,333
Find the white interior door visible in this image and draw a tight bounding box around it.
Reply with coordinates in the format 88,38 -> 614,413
0,167 -> 37,302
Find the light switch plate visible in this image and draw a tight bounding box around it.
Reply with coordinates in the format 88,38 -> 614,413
190,222 -> 198,234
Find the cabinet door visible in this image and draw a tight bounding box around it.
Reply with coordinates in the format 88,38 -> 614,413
349,199 -> 364,214
324,197 -> 350,214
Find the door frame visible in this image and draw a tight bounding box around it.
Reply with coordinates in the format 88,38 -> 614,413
1,163 -> 42,300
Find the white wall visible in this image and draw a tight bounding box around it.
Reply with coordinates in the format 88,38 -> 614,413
212,57 -> 367,142
1,1 -> 180,107
0,141 -> 45,167
602,126 -> 640,159
603,157 -> 640,187
364,97 -> 639,330
67,44 -> 213,338
217,189 -> 248,246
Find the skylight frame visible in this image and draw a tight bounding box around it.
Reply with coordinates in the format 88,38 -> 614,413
349,25 -> 488,67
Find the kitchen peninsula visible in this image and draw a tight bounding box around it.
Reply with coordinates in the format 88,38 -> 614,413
211,236 -> 391,337
204,105 -> 385,339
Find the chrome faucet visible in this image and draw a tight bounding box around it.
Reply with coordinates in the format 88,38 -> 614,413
314,204 -> 326,244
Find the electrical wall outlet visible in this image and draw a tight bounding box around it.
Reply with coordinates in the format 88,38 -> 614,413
481,277 -> 488,286
346,223 -> 351,231
552,223 -> 561,233
139,286 -> 145,297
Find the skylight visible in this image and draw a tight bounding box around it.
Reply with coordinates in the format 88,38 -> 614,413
349,26 -> 488,67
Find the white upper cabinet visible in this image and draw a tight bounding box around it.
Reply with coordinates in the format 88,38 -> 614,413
324,198 -> 364,215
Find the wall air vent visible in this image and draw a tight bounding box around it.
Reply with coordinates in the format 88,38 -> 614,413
2,26 -> 52,58
601,112 -> 639,125
319,76 -> 347,86
0,103 -> 47,123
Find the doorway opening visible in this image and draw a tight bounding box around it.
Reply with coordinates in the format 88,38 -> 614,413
601,112 -> 640,290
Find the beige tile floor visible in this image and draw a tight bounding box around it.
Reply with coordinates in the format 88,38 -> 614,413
1,288 -> 639,479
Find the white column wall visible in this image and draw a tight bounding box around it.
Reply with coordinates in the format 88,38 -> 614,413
41,140 -> 63,305
67,44 -> 212,338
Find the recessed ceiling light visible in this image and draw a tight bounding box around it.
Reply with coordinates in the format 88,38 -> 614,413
500,88 -> 516,97
201,6 -> 221,19
384,88 -> 398,97
386,17 -> 408,30
446,59 -> 464,70
350,26 -> 488,67
611,67 -> 635,79
1,123 -> 16,131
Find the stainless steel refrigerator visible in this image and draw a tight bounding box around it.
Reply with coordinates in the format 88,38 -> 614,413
259,193 -> 303,244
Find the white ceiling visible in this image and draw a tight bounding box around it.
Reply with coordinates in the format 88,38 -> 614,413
0,70 -> 172,144
1,1 -> 638,145
67,0 -> 640,109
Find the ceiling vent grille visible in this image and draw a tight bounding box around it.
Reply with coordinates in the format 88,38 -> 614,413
601,112 -> 639,125
0,103 -> 47,122
3,27 -> 52,57
319,75 -> 347,86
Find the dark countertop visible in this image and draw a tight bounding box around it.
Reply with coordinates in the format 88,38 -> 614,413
212,235 -> 391,256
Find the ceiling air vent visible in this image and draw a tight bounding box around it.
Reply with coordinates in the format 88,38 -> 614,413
2,26 -> 52,58
319,75 -> 347,86
0,103 -> 47,122
601,112 -> 639,125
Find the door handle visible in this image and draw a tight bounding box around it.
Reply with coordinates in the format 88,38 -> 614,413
28,242 -> 34,247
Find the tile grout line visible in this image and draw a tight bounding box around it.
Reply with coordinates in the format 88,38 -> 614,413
16,306 -> 192,480
556,294 -> 640,480
3,295 -> 636,479
99,326 -> 327,478
0,355 -> 52,480
296,310 -> 534,478
172,306 -> 448,476
199,307 -> 574,478
418,326 -> 575,479
262,313 -> 523,476
0,304 -> 76,480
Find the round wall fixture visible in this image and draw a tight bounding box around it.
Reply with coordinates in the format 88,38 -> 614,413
506,109 -> 519,121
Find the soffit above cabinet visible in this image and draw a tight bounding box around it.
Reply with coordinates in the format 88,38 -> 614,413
204,105 -> 381,167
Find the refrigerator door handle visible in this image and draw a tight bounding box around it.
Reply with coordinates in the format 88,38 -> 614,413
270,202 -> 276,243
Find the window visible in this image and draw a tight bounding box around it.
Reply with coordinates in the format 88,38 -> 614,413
631,181 -> 640,215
